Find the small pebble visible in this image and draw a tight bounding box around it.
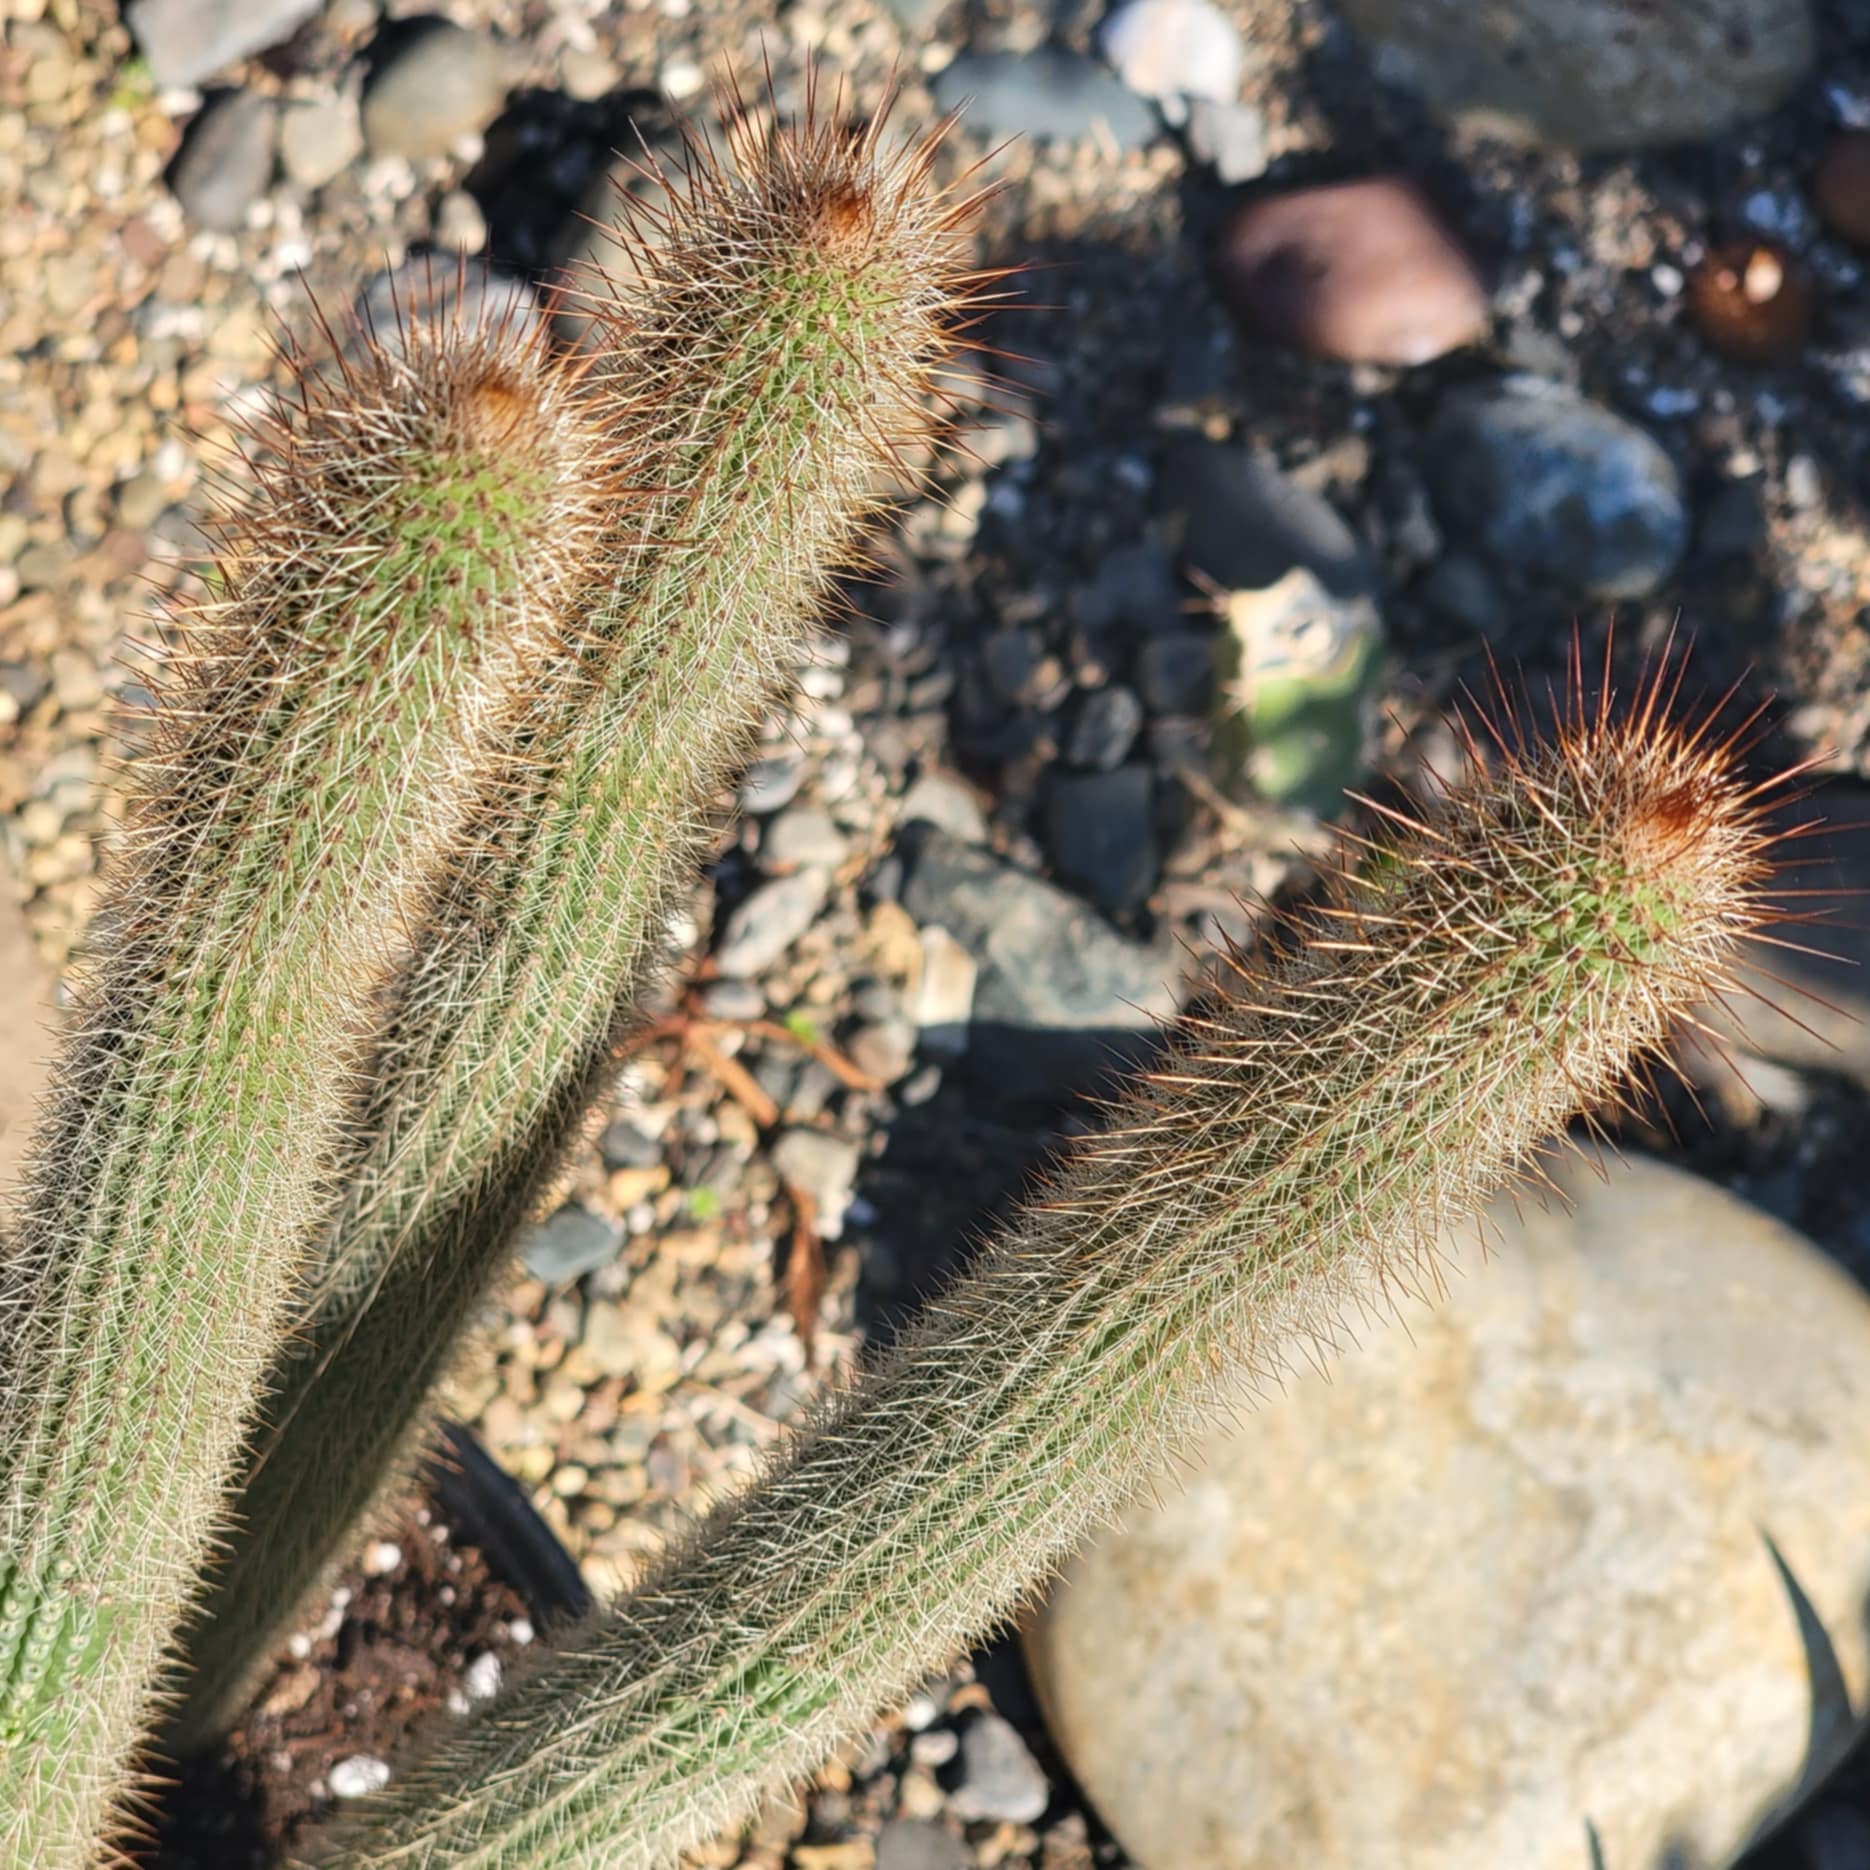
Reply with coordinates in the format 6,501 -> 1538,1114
942,1711 -> 1049,1824
1185,97 -> 1269,184
771,1129 -> 863,1239
328,1755 -> 393,1800
899,772 -> 987,844
432,189 -> 488,254
363,22 -> 508,161
521,1203 -> 624,1283
847,1018 -> 915,1085
50,649 -> 104,714
911,927 -> 977,1054
1214,178 -> 1488,367
126,0 -> 320,88
1098,0 -> 1244,106
1044,766 -> 1158,916
462,1651 -> 502,1701
714,868 -> 832,978
1067,684 -> 1145,770
1136,632 -> 1214,715
739,753 -> 806,814
279,92 -> 363,189
359,1539 -> 402,1577
701,978 -> 766,1021
931,49 -> 1159,151
765,805 -> 850,870
168,90 -> 277,233
560,46 -> 620,102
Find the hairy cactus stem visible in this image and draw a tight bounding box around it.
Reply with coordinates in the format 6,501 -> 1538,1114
296,653 -> 1798,1870
168,83 -> 1007,1744
0,288 -> 621,1865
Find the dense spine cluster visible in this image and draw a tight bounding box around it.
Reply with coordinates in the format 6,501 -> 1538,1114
297,671 -> 1777,1870
170,94 -> 994,1742
0,301 -> 617,1864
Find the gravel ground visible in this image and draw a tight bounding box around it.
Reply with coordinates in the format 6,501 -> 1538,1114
11,0 -> 1870,1864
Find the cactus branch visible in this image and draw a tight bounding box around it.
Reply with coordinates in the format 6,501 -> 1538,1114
168,90 -> 996,1744
0,297 -> 617,1865
295,660 -> 1783,1870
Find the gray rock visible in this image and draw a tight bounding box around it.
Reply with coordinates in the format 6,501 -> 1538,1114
900,772 -> 989,845
113,472 -> 172,533
713,869 -> 832,979
764,806 -> 850,871
362,22 -> 509,162
0,662 -> 49,718
1184,98 -> 1269,183
1417,553 -> 1504,634
771,1130 -> 863,1238
1136,633 -> 1214,714
931,50 -> 1160,151
738,754 -> 805,815
1075,541 -> 1181,632
279,91 -> 363,189
1425,377 -> 1686,599
1098,0 -> 1245,106
168,90 -> 276,233
981,628 -> 1044,707
597,1119 -> 661,1172
1045,767 -> 1158,915
521,1203 -> 623,1283
1700,474 -> 1769,560
901,828 -> 1180,1097
847,1018 -> 916,1086
1161,442 -> 1377,599
875,1821 -> 972,1870
126,0 -> 320,88
1335,0 -> 1813,152
1067,684 -> 1145,771
943,1711 -> 1050,1824
700,978 -> 765,1021
1027,1152 -> 1870,1870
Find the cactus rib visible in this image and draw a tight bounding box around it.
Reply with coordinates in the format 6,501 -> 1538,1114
298,664 -> 1781,1870
170,92 -> 996,1743
0,298 -> 618,1864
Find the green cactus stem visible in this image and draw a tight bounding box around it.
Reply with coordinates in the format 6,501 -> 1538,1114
299,665 -> 1780,1870
168,94 -> 994,1744
0,298 -> 618,1866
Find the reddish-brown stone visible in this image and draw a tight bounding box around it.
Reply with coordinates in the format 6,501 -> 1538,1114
1815,130 -> 1870,248
1212,177 -> 1488,367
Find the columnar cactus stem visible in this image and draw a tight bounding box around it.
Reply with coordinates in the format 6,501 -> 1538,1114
0,302 -> 617,1864
169,94 -> 992,1742
298,670 -> 1779,1870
